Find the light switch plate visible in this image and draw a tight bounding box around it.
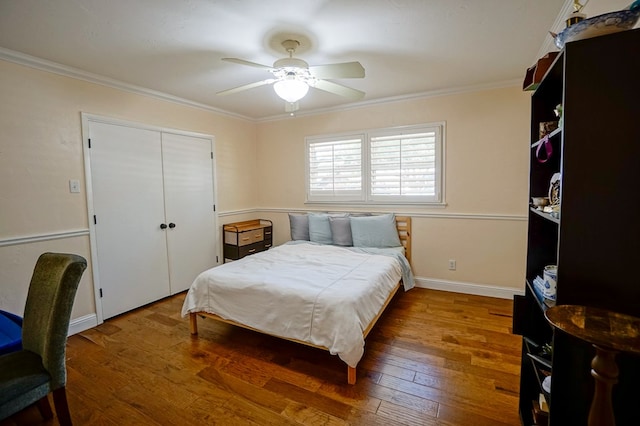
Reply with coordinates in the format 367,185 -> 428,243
69,179 -> 81,193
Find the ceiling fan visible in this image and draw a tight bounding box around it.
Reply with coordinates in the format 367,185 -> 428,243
217,39 -> 365,112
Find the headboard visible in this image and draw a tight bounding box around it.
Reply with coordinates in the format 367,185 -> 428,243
395,216 -> 412,265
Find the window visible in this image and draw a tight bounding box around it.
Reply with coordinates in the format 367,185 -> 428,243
307,136 -> 364,201
305,123 -> 444,205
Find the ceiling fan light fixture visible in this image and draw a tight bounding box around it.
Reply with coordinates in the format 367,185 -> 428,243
273,75 -> 309,103
219,38 -> 365,111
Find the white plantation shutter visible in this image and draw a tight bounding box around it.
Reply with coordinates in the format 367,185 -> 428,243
305,124 -> 443,204
307,136 -> 364,201
369,129 -> 440,202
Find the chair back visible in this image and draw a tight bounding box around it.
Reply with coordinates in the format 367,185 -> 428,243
21,253 -> 87,389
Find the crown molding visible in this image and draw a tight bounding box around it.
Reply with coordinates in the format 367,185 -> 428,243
2,46 -> 525,124
0,47 -> 253,122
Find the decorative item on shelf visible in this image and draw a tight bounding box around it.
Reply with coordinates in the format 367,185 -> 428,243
548,173 -> 561,206
554,104 -> 564,128
543,265 -> 558,300
566,0 -> 587,27
531,196 -> 550,210
542,205 -> 560,219
536,134 -> 553,163
532,276 -> 545,301
550,0 -> 640,49
540,343 -> 553,362
523,51 -> 560,91
533,275 -> 556,304
539,121 -> 559,139
533,394 -> 550,425
539,392 -> 550,412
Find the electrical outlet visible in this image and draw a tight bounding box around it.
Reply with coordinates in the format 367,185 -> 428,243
448,259 -> 456,271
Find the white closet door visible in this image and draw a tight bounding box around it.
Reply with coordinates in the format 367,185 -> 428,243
162,132 -> 216,294
89,122 -> 171,318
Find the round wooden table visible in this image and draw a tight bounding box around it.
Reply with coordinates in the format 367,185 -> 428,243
545,305 -> 640,426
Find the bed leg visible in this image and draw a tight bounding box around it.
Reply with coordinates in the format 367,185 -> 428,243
348,366 -> 356,385
189,312 -> 198,335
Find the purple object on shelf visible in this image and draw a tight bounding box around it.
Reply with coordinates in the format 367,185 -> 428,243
536,135 -> 553,163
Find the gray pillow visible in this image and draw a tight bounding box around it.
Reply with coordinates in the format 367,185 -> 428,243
329,216 -> 353,246
350,214 -> 401,248
288,213 -> 309,241
308,213 -> 333,245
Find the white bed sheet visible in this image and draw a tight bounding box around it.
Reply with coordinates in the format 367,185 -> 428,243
181,242 -> 405,367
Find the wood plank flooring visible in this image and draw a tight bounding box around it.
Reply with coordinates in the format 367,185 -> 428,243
1,288 -> 522,425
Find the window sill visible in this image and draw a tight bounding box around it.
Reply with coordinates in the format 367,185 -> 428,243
304,200 -> 447,208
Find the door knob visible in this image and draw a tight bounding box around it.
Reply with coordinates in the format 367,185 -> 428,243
160,223 -> 168,229
168,223 -> 176,229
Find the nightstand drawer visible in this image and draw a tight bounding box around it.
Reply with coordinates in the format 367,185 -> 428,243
239,241 -> 266,257
225,228 -> 264,246
224,241 -> 266,260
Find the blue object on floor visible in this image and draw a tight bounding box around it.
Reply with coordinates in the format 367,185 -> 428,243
0,310 -> 23,355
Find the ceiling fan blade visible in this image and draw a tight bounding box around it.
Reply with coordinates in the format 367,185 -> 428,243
309,62 -> 365,79
222,57 -> 273,70
216,79 -> 276,96
313,80 -> 365,100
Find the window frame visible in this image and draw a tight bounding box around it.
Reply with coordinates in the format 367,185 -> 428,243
305,122 -> 446,206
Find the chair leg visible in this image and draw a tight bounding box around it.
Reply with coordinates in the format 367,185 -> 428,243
35,395 -> 54,419
52,387 -> 73,426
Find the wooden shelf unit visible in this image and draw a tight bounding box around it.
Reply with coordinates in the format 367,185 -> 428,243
513,29 -> 640,426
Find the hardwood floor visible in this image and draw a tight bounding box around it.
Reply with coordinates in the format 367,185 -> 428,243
2,288 -> 522,425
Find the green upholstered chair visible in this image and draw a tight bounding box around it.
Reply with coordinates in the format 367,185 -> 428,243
0,252 -> 87,425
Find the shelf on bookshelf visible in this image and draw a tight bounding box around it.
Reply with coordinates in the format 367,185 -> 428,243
529,207 -> 559,224
522,338 -> 552,422
527,351 -> 553,371
526,279 -> 555,312
524,337 -> 553,369
531,127 -> 562,149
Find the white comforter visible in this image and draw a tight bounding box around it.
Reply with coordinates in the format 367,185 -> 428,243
181,242 -> 406,367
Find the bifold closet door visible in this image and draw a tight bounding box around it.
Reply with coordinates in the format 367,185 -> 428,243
89,122 -> 171,319
161,132 -> 216,294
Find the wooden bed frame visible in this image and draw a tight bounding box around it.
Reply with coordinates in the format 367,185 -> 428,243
189,215 -> 412,385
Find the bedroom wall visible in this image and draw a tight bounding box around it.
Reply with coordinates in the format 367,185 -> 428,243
254,85 -> 531,297
0,55 -> 531,333
0,59 -> 257,325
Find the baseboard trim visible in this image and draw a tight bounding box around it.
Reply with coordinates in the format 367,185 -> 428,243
415,276 -> 524,300
63,282 -> 520,336
68,313 -> 98,336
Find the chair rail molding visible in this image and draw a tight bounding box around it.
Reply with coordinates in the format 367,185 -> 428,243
0,229 -> 90,247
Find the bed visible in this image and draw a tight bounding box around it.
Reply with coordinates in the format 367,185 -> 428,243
181,214 -> 412,384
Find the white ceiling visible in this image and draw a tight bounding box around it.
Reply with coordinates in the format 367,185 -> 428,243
0,0 -> 631,119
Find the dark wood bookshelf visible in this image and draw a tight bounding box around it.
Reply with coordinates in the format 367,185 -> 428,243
513,28 -> 640,426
